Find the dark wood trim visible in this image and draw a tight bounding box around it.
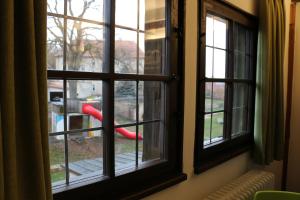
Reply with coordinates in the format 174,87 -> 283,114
282,2 -> 297,191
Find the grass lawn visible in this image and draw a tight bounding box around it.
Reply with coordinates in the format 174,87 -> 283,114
204,112 -> 224,141
51,170 -> 65,183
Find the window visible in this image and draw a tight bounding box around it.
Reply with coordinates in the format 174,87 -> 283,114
47,0 -> 186,198
194,0 -> 258,173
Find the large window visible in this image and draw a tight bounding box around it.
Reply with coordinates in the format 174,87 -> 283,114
194,0 -> 258,173
47,0 -> 185,198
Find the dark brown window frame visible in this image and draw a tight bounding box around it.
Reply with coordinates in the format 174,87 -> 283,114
194,0 -> 258,174
47,0 -> 187,199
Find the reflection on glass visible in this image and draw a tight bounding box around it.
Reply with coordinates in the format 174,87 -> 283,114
234,52 -> 247,79
212,82 -> 225,111
66,20 -> 104,72
205,82 -> 212,112
232,108 -> 247,136
206,15 -> 214,46
204,114 -> 211,142
211,112 -> 224,141
47,0 -> 64,14
68,0 -> 104,22
138,81 -> 164,121
67,80 -> 103,130
48,80 -> 64,133
235,24 -> 246,52
115,126 -> 136,172
115,28 -> 137,74
233,83 -> 248,108
139,122 -> 163,163
68,131 -> 103,182
213,49 -> 226,78
49,135 -> 66,185
47,17 -> 64,71
115,81 -> 137,124
205,47 -> 213,78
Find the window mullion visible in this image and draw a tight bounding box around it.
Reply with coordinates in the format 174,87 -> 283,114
102,0 -> 115,178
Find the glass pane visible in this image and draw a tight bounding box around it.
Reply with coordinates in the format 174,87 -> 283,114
211,112 -> 224,142
205,82 -> 212,112
213,16 -> 227,49
116,0 -> 137,29
67,0 -> 104,22
115,81 -> 137,124
205,47 -> 213,78
234,52 -> 248,79
48,80 -> 64,133
115,126 -> 137,172
68,131 -> 103,182
139,81 -> 164,121
139,122 -> 164,163
206,15 -> 214,46
47,0 -> 64,14
232,108 -> 248,136
47,16 -> 64,71
49,135 -> 66,185
115,28 -> 137,74
212,82 -> 225,111
144,0 -> 166,32
139,33 -> 145,73
66,20 -> 104,72
233,83 -> 248,108
213,49 -> 226,78
235,24 -> 246,52
67,80 -> 103,130
204,114 -> 211,143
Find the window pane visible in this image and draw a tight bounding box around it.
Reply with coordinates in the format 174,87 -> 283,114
235,24 -> 246,52
143,0 -> 166,32
233,83 -> 248,108
115,81 -> 137,124
67,80 -> 103,130
206,15 -> 214,46
68,131 -> 103,182
115,28 -> 137,74
204,114 -> 211,143
67,0 -> 104,22
213,49 -> 226,78
67,20 -> 104,72
139,81 -> 164,121
232,108 -> 247,136
116,0 -> 137,28
47,0 -> 64,14
205,47 -> 213,78
115,126 -> 137,172
49,135 -> 66,186
48,80 -> 64,133
213,17 -> 227,49
212,82 -> 225,112
234,52 -> 249,79
205,82 -> 212,112
141,34 -> 166,75
47,16 -> 64,71
211,112 -> 224,141
139,122 -> 164,163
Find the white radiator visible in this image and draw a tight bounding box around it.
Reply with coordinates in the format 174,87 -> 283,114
203,170 -> 275,200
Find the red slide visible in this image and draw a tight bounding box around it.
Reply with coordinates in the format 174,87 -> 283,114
82,104 -> 143,140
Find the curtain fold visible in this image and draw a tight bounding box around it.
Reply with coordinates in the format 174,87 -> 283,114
0,0 -> 52,199
254,0 -> 285,165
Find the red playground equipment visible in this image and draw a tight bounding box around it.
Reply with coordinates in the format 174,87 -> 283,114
82,104 -> 143,140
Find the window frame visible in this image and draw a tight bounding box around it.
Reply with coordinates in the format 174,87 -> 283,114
194,0 -> 258,173
47,0 -> 187,199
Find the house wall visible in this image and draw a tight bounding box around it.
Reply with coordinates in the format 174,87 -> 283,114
287,2 -> 300,192
144,0 -> 291,199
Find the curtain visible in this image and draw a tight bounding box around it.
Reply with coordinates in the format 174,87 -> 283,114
254,0 -> 285,165
0,0 -> 52,199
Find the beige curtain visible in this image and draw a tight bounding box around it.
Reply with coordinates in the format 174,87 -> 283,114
0,0 -> 52,199
254,0 -> 285,165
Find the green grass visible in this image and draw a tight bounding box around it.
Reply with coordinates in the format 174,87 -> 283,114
204,112 -> 224,141
51,170 -> 65,183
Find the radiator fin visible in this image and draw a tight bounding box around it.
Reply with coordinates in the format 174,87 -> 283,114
203,170 -> 275,200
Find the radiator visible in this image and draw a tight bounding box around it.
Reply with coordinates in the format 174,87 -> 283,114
203,170 -> 275,200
